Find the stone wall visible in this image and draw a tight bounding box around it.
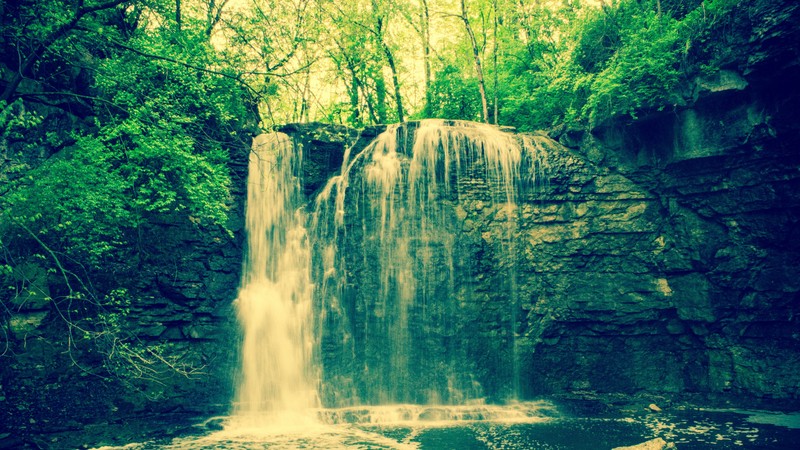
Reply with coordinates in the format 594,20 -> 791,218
516,121 -> 800,400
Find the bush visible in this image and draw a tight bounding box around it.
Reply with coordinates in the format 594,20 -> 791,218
582,8 -> 684,125
496,0 -> 740,130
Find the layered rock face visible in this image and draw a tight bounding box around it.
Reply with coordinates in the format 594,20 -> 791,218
530,5 -> 800,399
523,88 -> 800,400
285,71 -> 799,405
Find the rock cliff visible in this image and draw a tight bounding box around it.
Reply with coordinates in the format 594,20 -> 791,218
279,3 -> 800,402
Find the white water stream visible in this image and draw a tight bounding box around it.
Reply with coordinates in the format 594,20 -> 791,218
232,132 -> 318,424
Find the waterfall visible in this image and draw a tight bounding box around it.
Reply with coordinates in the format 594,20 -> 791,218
313,119 -> 548,407
234,132 -> 318,420
182,121 -> 558,448
231,120 -> 548,422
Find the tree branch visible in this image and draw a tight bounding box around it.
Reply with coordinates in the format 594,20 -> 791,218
108,38 -> 241,79
108,37 -> 311,81
1,0 -> 130,104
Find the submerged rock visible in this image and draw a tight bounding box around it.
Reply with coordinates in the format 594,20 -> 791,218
613,437 -> 673,450
203,417 -> 226,431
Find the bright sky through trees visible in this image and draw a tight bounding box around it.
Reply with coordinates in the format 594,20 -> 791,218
210,0 -> 700,132
210,0 -> 607,128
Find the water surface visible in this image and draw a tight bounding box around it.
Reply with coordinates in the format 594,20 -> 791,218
98,402 -> 800,449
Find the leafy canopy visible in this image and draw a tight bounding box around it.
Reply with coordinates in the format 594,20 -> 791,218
1,0 -> 254,270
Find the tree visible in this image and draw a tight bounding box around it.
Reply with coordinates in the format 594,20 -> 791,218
491,0 -> 499,124
319,0 -> 408,125
0,0 -> 131,105
216,0 -> 319,126
458,0 -> 489,123
371,0 -> 405,123
421,0 -> 433,117
204,0 -> 231,37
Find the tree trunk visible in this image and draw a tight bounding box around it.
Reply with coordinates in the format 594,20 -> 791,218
176,0 -> 182,31
460,0 -> 489,123
299,66 -> 312,122
375,72 -> 388,124
344,59 -> 362,125
382,42 -> 405,123
421,0 -> 433,118
334,38 -> 366,126
205,0 -> 229,37
348,75 -> 361,125
371,0 -> 404,123
492,0 -> 499,124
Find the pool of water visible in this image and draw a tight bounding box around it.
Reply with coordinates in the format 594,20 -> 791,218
93,401 -> 800,449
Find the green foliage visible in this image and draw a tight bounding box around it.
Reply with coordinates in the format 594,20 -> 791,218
582,8 -> 684,125
426,64 -> 483,122
500,50 -> 592,130
574,10 -> 622,74
496,0 -> 737,130
309,0 -> 745,129
1,1 -> 250,271
3,139 -> 135,266
0,101 -> 45,139
1,0 -> 252,385
93,48 -> 236,228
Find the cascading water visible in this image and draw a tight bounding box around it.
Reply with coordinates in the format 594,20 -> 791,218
201,120 -> 551,444
233,132 -> 318,423
313,119 -> 549,407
